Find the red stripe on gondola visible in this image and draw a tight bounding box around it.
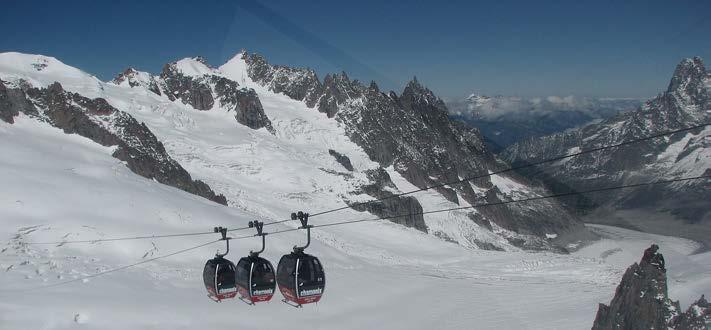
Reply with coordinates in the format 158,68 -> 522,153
296,294 -> 322,305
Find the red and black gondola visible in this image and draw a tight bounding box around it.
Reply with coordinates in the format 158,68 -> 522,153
203,256 -> 238,301
276,251 -> 325,306
236,256 -> 276,303
276,212 -> 325,307
235,221 -> 276,304
203,227 -> 238,302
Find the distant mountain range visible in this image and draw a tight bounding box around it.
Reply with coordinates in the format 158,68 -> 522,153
500,57 -> 711,248
447,94 -> 642,152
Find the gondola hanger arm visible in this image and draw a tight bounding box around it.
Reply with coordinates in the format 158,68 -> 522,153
249,221 -> 267,257
214,226 -> 231,257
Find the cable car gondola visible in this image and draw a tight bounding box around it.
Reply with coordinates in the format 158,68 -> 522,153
277,212 -> 325,307
235,221 -> 276,304
203,227 -> 238,302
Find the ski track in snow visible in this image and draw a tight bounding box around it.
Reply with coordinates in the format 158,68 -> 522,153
1,53 -> 710,329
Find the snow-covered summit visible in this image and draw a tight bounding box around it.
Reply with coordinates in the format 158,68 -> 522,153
0,52 -> 102,92
218,51 -> 252,87
167,56 -> 218,78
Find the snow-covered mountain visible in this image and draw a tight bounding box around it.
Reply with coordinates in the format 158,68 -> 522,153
501,57 -> 711,245
0,51 -> 709,329
0,50 -> 592,251
447,94 -> 641,152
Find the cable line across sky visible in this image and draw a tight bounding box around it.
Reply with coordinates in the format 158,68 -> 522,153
23,122 -> 710,246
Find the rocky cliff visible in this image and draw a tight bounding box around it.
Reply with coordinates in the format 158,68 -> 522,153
592,244 -> 709,329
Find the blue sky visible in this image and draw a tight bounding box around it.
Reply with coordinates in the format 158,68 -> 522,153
1,0 -> 709,99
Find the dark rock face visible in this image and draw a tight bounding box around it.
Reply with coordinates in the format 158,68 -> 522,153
241,52 -> 587,244
328,149 -> 354,171
159,64 -> 215,110
1,80 -> 227,206
501,57 -> 711,222
113,58 -> 274,132
1,80 -> 23,123
243,53 -> 323,107
672,295 -> 710,329
210,76 -> 274,132
111,68 -> 162,95
315,72 -> 362,118
592,244 -> 709,330
348,168 -> 427,231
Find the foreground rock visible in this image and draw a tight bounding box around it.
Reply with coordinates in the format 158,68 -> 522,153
592,244 -> 709,329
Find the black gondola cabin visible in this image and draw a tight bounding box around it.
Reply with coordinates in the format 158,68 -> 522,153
203,256 -> 238,301
276,252 -> 325,305
235,256 -> 276,303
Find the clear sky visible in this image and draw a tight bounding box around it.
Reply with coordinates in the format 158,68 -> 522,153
1,0 -> 709,99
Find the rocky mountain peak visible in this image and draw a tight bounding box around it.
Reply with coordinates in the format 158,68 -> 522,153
667,56 -> 707,94
592,245 -> 709,329
405,76 -> 423,91
192,56 -> 209,66
111,68 -> 162,95
160,57 -> 215,79
368,80 -> 379,93
501,56 -> 710,227
465,93 -> 490,102
401,77 -> 444,111
403,76 -> 432,96
116,67 -> 138,78
47,81 -> 64,94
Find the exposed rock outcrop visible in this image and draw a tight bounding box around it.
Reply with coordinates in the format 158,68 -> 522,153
672,295 -> 710,330
209,75 -> 274,132
111,68 -> 162,95
0,80 -> 27,123
592,244 -> 709,329
328,149 -> 354,171
243,53 -> 323,108
159,62 -> 215,110
348,168 -> 427,231
0,79 -> 227,205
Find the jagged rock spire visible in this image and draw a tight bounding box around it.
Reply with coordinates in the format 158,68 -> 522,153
369,80 -> 379,92
592,245 -> 709,329
667,56 -> 706,93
